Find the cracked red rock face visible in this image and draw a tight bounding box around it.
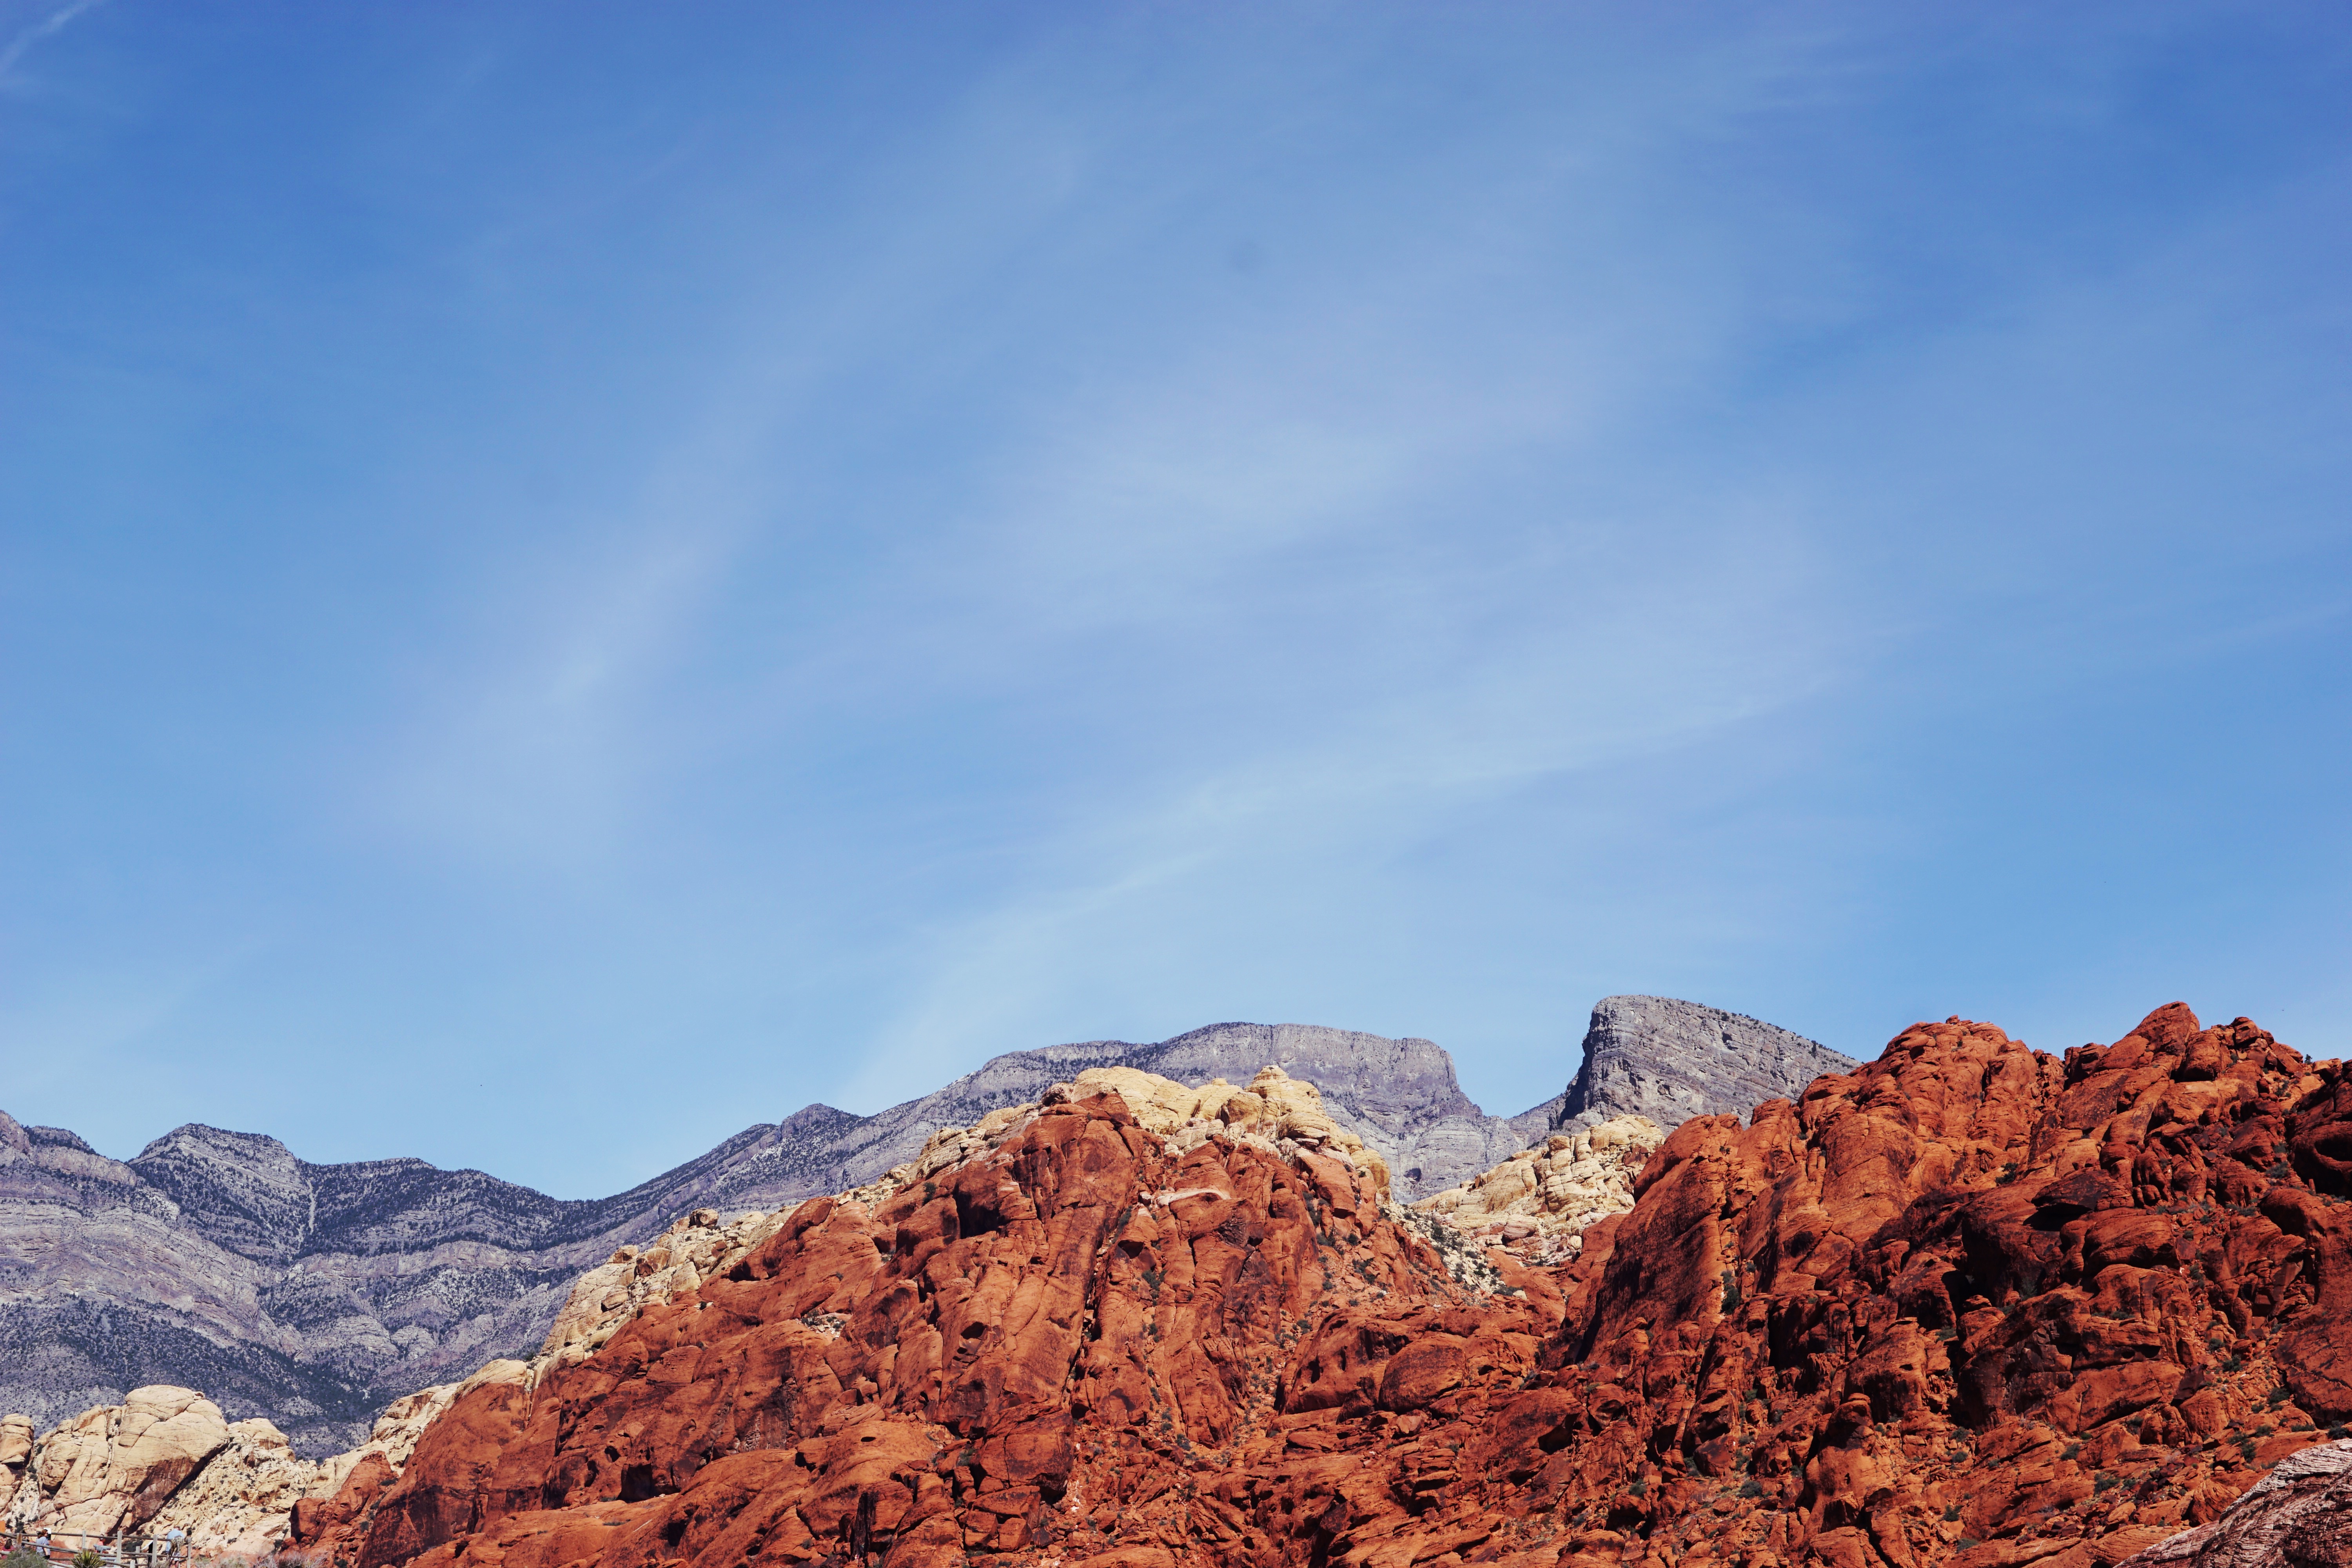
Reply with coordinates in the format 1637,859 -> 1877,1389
292,1004 -> 2352,1568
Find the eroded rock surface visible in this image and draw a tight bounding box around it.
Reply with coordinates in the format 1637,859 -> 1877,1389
292,1072 -> 1547,1568
1552,994 -> 1859,1132
283,1005 -> 2352,1568
0,1380 -> 458,1556
1413,1114 -> 1663,1264
1,1019 -> 1563,1448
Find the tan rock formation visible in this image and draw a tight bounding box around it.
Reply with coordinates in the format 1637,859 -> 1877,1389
16,1387 -> 231,1539
135,1419 -> 313,1558
1411,1112 -> 1662,1262
535,1207 -> 791,1374
0,1377 -> 463,1558
1070,1063 -> 1393,1196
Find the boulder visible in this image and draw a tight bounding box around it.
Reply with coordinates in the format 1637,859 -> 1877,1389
0,1413 -> 31,1468
23,1386 -> 230,1537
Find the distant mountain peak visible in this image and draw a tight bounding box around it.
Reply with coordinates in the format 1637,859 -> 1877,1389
0,999 -> 1839,1454
1553,993 -> 1858,1131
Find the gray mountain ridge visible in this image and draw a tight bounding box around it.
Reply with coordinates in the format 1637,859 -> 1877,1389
1550,995 -> 1861,1131
0,1004 -> 1853,1454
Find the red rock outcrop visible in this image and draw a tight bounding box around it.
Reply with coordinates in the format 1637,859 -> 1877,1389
290,1007 -> 2352,1568
1513,1005 -> 2351,1568
2116,1437 -> 2352,1567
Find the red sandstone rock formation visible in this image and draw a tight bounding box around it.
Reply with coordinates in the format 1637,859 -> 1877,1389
291,1005 -> 2352,1568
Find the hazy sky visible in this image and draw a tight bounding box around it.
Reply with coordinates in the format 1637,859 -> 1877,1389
4,2 -> 2347,1198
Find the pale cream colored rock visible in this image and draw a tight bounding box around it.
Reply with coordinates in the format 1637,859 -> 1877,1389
1068,1067 -> 1200,1134
17,1386 -> 230,1538
302,1381 -> 454,1504
0,1413 -> 31,1469
535,1204 -> 789,1374
141,1418 -> 311,1558
1066,1064 -> 1394,1199
1412,1113 -> 1664,1263
1,1375 -> 466,1557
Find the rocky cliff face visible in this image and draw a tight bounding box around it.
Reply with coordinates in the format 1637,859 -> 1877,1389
1551,993 -> 1858,1132
289,1066 -> 1527,1568
0,1019 -> 1553,1454
2118,1438 -> 2352,1568
272,1002 -> 2352,1568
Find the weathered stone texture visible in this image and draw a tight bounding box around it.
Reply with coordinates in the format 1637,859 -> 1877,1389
1553,993 -> 1860,1131
280,1004 -> 2352,1568
1,1020 -> 1553,1448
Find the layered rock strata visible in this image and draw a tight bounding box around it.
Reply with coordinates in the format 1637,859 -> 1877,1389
276,1003 -> 2352,1568
2119,1437 -> 2352,1566
1551,994 -> 1858,1132
1,1019 -> 1559,1449
1412,1114 -> 1664,1265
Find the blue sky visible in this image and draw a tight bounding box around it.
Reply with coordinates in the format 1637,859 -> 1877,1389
3,2 -> 2347,1198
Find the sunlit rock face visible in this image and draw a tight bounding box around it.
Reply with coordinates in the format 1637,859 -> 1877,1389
0,1018 -> 1570,1449
0,1381 -> 459,1558
282,1007 -> 2352,1568
1548,993 -> 1860,1132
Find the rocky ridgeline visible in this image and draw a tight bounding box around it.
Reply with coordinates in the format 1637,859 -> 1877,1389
0,1063 -> 1407,1561
1412,1114 -> 1664,1266
1,1019 -> 1583,1452
247,1003 -> 2352,1568
285,1060 -> 1512,1568
1549,994 -> 1860,1131
1,1003 -> 1854,1455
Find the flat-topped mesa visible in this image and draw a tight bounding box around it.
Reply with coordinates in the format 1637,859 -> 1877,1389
1551,992 -> 1859,1132
1412,1112 -> 1662,1265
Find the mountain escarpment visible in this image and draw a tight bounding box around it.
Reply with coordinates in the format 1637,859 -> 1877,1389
0,1020 -> 1543,1452
284,1004 -> 2352,1568
1546,994 -> 1860,1133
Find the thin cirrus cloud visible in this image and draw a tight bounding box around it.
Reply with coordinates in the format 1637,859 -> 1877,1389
0,3 -> 2345,1197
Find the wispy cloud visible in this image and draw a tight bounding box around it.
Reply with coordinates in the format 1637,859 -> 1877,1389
0,0 -> 104,80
